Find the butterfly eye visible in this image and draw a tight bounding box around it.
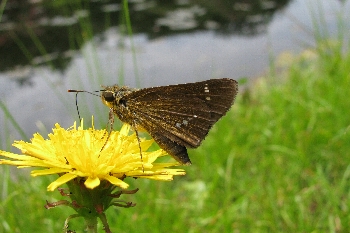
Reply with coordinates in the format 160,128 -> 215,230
103,92 -> 115,102
118,98 -> 127,107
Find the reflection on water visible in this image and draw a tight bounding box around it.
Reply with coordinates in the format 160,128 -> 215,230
0,0 -> 290,74
0,0 -> 348,146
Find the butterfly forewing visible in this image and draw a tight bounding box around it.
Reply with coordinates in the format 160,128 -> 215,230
132,97 -> 212,146
102,78 -> 238,165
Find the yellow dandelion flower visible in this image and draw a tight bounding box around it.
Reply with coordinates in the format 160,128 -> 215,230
0,118 -> 185,191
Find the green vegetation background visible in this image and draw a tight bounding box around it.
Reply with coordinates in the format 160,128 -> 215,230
1,1 -> 350,232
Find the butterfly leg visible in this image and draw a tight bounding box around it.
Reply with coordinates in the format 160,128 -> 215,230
131,119 -> 145,172
100,108 -> 115,153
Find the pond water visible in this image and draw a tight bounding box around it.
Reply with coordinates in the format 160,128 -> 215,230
0,0 -> 349,146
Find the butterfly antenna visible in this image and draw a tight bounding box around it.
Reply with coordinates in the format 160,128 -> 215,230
68,89 -> 100,121
75,92 -> 81,122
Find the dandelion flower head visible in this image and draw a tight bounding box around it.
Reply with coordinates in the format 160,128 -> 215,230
0,118 -> 185,191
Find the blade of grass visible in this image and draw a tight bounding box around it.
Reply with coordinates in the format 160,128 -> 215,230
123,0 -> 140,87
0,0 -> 7,22
0,101 -> 28,141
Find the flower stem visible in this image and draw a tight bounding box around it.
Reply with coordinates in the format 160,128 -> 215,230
85,216 -> 98,233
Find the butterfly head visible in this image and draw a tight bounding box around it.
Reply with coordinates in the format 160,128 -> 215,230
101,89 -> 116,108
100,85 -> 136,109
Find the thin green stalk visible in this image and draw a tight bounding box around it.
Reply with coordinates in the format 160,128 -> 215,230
0,0 -> 7,22
75,0 -> 104,86
118,7 -> 126,86
26,26 -> 49,60
25,26 -> 70,107
9,31 -> 34,62
123,0 -> 140,87
0,101 -> 28,141
84,216 -> 98,233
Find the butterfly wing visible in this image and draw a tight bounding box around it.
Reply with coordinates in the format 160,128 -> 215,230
122,79 -> 238,164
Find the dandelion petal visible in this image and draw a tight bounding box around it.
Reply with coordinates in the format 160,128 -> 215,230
85,177 -> 100,189
48,173 -> 77,191
105,175 -> 129,189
